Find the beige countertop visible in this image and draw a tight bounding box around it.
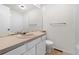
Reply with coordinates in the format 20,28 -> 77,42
0,31 -> 46,55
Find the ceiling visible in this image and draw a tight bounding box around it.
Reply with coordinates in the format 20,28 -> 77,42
3,4 -> 39,13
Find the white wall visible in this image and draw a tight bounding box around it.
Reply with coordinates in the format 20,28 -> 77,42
42,4 -> 75,54
75,5 -> 79,45
9,9 -> 23,33
74,5 -> 79,54
24,8 -> 43,32
0,5 -> 10,36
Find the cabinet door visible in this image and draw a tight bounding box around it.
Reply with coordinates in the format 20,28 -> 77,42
36,36 -> 46,55
23,46 -> 35,55
27,38 -> 41,49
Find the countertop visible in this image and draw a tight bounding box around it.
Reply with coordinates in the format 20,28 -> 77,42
0,31 -> 46,55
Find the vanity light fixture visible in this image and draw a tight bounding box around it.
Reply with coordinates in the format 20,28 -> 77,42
18,4 -> 26,9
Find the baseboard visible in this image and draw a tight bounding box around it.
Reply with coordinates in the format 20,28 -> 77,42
53,47 -> 74,55
62,50 -> 75,55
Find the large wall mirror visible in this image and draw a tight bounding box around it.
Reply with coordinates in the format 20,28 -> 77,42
0,4 -> 43,36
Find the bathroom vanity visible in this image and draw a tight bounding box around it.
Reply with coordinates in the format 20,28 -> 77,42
0,31 -> 46,55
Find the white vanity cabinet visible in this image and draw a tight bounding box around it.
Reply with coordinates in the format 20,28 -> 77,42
4,35 -> 46,55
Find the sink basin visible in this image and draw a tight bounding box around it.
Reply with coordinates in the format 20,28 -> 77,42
25,33 -> 34,36
15,33 -> 34,39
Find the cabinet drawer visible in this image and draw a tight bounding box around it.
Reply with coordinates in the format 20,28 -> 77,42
23,46 -> 35,55
27,38 -> 41,49
4,44 -> 27,55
